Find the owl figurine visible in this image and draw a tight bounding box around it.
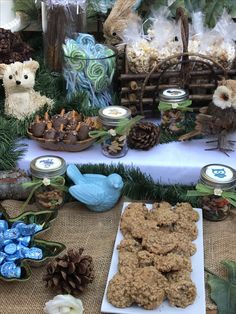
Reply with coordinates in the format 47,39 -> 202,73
179,79 -> 236,155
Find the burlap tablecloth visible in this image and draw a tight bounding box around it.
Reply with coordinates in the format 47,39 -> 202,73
0,199 -> 235,314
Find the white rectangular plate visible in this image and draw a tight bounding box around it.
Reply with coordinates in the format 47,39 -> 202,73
101,202 -> 206,314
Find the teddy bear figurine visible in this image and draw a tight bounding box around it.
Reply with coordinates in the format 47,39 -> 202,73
0,60 -> 54,120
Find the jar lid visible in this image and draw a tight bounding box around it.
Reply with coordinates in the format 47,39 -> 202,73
98,106 -> 131,127
200,164 -> 236,190
159,88 -> 189,103
30,155 -> 67,179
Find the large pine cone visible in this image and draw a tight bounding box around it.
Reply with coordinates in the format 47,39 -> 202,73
128,121 -> 160,150
43,248 -> 95,295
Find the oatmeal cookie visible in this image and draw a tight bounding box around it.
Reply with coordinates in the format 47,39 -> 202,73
118,251 -> 139,274
130,267 -> 167,310
166,269 -> 192,283
142,230 -> 177,254
174,202 -> 199,222
137,250 -> 155,267
117,238 -> 142,253
107,273 -> 133,308
154,253 -> 192,272
173,219 -> 198,241
172,233 -> 197,256
148,202 -> 179,225
165,279 -> 197,308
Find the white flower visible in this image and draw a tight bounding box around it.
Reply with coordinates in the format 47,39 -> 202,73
44,295 -> 84,314
214,188 -> 223,196
42,177 -> 51,186
213,85 -> 232,109
171,103 -> 179,109
108,129 -> 116,136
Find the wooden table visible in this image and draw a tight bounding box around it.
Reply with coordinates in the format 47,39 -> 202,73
207,310 -> 217,314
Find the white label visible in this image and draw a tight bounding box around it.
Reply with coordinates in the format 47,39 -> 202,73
205,165 -> 233,182
102,107 -> 127,118
35,157 -> 62,170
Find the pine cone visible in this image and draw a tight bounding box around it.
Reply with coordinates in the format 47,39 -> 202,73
43,248 -> 95,295
128,121 -> 160,150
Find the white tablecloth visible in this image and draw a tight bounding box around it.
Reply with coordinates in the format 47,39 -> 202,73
18,136 -> 236,185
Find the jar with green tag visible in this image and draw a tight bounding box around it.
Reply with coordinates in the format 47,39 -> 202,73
98,106 -> 131,158
187,164 -> 236,221
28,155 -> 67,210
158,88 -> 192,134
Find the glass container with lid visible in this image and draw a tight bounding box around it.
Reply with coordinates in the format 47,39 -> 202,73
158,88 -> 191,134
30,155 -> 67,210
98,106 -> 131,158
199,164 -> 236,221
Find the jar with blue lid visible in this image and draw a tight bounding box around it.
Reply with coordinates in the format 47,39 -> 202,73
30,155 -> 67,210
188,164 -> 236,221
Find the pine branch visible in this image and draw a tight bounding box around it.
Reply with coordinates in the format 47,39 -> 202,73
77,163 -> 200,206
0,117 -> 27,171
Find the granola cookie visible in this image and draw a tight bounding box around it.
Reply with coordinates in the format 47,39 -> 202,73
130,267 -> 167,310
142,230 -> 177,254
154,253 -> 192,272
117,238 -> 142,253
118,251 -> 139,274
137,250 -> 155,267
174,202 -> 199,222
166,269 -> 192,283
172,233 -> 197,256
107,273 -> 133,308
148,202 -> 179,225
173,219 -> 198,241
165,279 -> 197,308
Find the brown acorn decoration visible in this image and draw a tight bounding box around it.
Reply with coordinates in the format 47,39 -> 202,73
43,248 -> 95,295
31,115 -> 46,137
67,110 -> 83,128
56,124 -> 65,142
52,109 -> 68,130
43,112 -> 50,123
128,121 -> 160,150
64,124 -> 81,144
44,122 -> 57,140
77,122 -> 91,141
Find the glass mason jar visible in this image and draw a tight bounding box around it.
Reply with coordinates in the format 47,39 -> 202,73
158,88 -> 190,134
98,106 -> 131,158
30,155 -> 67,210
63,36 -> 117,108
200,164 -> 236,221
41,0 -> 87,72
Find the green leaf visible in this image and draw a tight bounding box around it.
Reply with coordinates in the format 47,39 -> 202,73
207,260 -> 236,314
204,0 -> 227,28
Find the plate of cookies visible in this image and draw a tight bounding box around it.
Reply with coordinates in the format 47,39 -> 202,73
101,202 -> 205,314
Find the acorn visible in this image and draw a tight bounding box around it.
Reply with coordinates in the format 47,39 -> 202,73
44,122 -> 56,140
43,112 -> 50,123
52,109 -> 68,130
64,123 -> 81,144
56,124 -> 65,142
66,110 -> 83,131
30,115 -> 46,137
77,122 -> 91,141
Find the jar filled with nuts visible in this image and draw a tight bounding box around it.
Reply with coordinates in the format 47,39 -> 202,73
158,88 -> 192,134
188,164 -> 236,221
30,155 -> 67,210
98,106 -> 131,158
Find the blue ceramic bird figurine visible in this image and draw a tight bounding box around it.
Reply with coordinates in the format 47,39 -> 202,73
67,164 -> 124,212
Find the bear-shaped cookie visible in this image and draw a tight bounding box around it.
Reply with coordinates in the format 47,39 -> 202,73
0,60 -> 54,120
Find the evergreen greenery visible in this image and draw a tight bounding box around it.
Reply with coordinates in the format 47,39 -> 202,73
77,163 -> 200,207
0,117 -> 27,171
